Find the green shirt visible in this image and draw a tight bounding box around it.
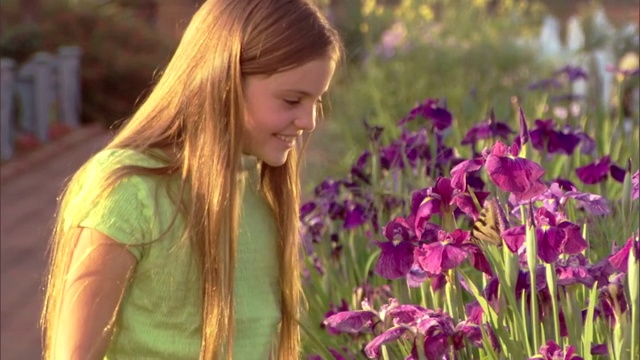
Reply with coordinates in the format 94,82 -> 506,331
73,149 -> 281,359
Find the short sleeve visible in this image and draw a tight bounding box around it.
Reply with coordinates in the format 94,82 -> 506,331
76,150 -> 158,261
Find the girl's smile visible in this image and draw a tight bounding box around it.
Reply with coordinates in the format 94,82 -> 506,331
273,133 -> 300,147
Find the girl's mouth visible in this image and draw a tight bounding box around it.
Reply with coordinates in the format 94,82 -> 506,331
274,134 -> 296,146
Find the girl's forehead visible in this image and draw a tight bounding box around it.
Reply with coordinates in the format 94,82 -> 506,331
259,58 -> 336,94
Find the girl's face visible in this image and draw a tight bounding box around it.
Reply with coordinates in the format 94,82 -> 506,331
242,57 -> 336,166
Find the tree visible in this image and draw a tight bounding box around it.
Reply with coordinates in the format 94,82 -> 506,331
19,0 -> 41,24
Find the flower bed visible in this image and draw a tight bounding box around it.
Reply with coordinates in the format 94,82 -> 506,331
300,64 -> 639,359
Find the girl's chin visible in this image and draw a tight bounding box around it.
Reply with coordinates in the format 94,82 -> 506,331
260,150 -> 291,167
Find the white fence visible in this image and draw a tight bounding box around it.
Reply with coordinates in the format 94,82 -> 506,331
538,8 -> 639,114
0,46 -> 82,161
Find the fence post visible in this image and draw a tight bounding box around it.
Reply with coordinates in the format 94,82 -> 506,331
539,15 -> 564,61
57,46 -> 82,128
566,15 -> 587,101
1,58 -> 16,161
32,51 -> 57,142
16,60 -> 36,136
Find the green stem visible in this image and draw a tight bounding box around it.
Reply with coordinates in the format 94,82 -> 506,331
420,281 -> 430,309
629,237 -> 639,360
347,231 -> 362,284
545,263 -> 561,344
444,270 -> 465,321
442,211 -> 454,233
524,206 -> 540,352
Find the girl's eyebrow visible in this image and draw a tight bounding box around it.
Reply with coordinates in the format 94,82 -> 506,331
282,89 -> 326,98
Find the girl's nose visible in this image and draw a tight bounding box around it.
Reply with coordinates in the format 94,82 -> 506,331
295,106 -> 317,132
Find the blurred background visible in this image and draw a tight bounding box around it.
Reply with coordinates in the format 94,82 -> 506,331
0,0 -> 638,358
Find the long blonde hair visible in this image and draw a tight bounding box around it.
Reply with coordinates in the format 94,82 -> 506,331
40,0 -> 342,358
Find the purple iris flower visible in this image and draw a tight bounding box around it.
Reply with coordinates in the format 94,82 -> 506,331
452,190 -> 491,221
363,326 -> 409,358
531,182 -> 610,216
379,141 -> 404,170
323,309 -> 377,335
463,276 -> 500,323
502,225 -> 526,254
314,177 -> 342,199
411,177 -> 458,226
359,302 -> 463,359
554,65 -> 588,83
300,203 -> 327,248
374,217 -> 417,280
516,267 -> 548,301
576,132 -> 596,154
324,298 -> 401,336
398,98 -> 452,131
348,151 -> 372,186
328,348 -> 356,360
588,256 -> 618,285
575,156 -> 610,184
633,170 -> 639,200
529,340 -> 583,360
343,200 -> 368,229
414,229 -> 470,275
416,312 -> 458,359
556,255 -> 595,287
461,109 -> 514,146
379,129 -> 433,171
456,321 -> 498,350
563,191 -> 610,216
403,129 -> 431,167
322,300 -> 350,335
528,65 -> 587,92
462,243 -> 494,275
576,155 -> 626,185
465,300 -> 484,324
609,234 -> 640,273
554,178 -> 577,191
610,163 -> 626,183
484,141 -> 546,201
530,119 -> 581,155
599,274 -> 628,327
450,158 -> 485,191
386,303 -> 433,324
535,207 -> 588,264
406,263 -> 429,288
591,344 -> 608,356
430,272 -> 448,292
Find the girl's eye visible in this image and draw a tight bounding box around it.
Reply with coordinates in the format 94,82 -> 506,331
284,99 -> 300,106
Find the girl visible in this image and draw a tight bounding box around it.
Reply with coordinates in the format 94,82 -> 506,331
40,0 -> 342,359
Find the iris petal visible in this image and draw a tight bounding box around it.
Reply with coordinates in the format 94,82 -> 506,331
375,241 -> 415,280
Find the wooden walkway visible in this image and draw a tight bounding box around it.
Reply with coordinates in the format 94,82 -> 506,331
0,125 -> 111,359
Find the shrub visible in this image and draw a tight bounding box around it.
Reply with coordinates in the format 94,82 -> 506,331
0,1 -> 176,128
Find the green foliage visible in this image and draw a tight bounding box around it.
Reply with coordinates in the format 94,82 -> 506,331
0,1 -> 176,128
0,24 -> 43,63
308,0 -> 551,190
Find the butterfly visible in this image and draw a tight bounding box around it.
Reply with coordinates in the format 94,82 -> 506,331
471,198 -> 508,246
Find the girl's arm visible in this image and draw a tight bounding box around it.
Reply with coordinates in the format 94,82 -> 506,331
54,228 -> 137,360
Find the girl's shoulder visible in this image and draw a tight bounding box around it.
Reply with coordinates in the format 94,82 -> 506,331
73,148 -> 180,256
86,148 -> 168,173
